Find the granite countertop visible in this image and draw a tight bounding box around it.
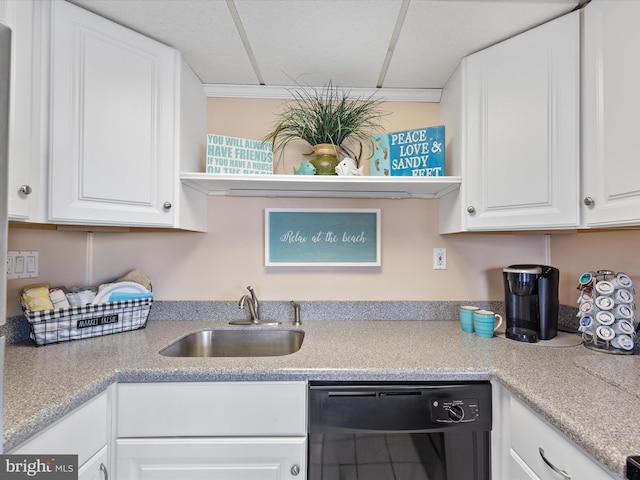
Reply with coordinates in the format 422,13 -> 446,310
4,317 -> 639,478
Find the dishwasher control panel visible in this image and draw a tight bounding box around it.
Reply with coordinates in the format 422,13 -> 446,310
431,397 -> 481,423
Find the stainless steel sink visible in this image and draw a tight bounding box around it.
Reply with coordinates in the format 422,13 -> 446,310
159,328 -> 304,357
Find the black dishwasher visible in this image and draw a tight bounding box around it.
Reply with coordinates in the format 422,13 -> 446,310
308,381 -> 492,480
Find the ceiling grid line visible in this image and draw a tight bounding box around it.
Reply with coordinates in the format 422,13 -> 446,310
377,0 -> 412,88
225,0 -> 265,85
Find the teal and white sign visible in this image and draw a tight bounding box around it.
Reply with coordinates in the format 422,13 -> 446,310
265,209 -> 381,266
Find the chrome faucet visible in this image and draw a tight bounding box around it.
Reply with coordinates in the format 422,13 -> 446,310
246,285 -> 260,321
291,301 -> 301,326
230,286 -> 281,326
238,293 -> 259,323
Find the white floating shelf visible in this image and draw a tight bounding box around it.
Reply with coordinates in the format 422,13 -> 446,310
180,173 -> 462,199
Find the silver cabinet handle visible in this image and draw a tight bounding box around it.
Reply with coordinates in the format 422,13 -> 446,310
19,185 -> 32,195
163,202 -> 172,209
583,197 -> 594,206
290,464 -> 301,476
100,463 -> 108,480
467,206 -> 476,214
539,447 -> 570,479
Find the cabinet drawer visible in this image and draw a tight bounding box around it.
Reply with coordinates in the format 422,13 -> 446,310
116,437 -> 306,480
117,381 -> 306,437
10,391 -> 108,465
510,396 -> 614,480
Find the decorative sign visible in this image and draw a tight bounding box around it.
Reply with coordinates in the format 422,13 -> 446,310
265,209 -> 381,266
370,125 -> 445,177
206,134 -> 273,175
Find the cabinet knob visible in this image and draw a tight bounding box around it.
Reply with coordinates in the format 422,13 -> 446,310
583,197 -> 594,206
163,202 -> 172,210
100,463 -> 109,480
290,464 -> 301,476
19,185 -> 32,195
467,206 -> 476,214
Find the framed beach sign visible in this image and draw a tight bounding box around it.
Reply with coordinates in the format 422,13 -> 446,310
265,209 -> 381,266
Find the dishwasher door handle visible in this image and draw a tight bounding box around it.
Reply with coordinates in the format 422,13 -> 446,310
327,391 -> 377,397
327,390 -> 422,397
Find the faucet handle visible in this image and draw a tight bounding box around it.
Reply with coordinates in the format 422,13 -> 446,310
291,301 -> 301,326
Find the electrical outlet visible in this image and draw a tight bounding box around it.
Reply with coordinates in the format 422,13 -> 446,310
7,251 -> 39,279
433,248 -> 447,270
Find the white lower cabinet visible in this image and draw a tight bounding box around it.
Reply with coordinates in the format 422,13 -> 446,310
115,381 -> 307,480
9,390 -> 111,479
510,395 -> 616,480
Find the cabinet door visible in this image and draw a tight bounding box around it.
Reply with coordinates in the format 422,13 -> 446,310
116,437 -> 306,480
78,446 -> 109,480
49,0 -> 177,227
0,0 -> 47,222
582,0 -> 640,227
463,12 -> 579,230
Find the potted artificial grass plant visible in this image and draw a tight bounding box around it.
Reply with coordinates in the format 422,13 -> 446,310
265,82 -> 387,175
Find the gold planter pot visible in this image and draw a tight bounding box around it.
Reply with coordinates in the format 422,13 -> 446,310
310,143 -> 340,175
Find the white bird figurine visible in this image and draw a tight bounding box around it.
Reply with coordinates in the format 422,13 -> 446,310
335,157 -> 364,176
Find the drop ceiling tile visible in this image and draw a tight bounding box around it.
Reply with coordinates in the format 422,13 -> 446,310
234,0 -> 402,88
383,1 -> 579,88
69,0 -> 259,84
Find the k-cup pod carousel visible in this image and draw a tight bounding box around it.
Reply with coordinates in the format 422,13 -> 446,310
577,270 -> 637,354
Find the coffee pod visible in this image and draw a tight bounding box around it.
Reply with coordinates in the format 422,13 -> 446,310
615,304 -> 634,321
613,319 -> 635,335
579,272 -> 594,286
596,310 -> 615,326
595,280 -> 615,295
579,300 -> 594,315
615,289 -> 634,304
612,334 -> 634,351
595,296 -> 615,310
595,325 -> 615,341
579,315 -> 593,331
615,273 -> 633,289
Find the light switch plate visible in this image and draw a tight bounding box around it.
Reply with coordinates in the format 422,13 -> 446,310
7,251 -> 39,279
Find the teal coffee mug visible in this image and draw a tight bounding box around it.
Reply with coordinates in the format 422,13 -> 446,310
459,306 -> 479,332
473,310 -> 503,338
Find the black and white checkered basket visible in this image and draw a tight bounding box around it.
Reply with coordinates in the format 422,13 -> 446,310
23,298 -> 153,346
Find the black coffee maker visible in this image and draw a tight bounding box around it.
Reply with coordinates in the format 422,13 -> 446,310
503,264 -> 560,343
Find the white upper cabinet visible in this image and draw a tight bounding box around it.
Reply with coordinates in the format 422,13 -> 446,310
582,0 -> 640,228
439,12 -> 580,233
0,0 -> 47,222
48,0 -> 206,230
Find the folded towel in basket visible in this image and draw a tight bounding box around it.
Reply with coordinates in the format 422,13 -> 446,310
108,292 -> 154,302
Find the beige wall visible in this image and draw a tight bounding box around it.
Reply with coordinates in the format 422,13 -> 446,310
11,97 -> 636,317
550,230 -> 640,305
